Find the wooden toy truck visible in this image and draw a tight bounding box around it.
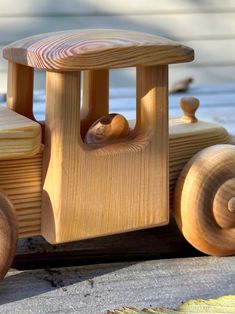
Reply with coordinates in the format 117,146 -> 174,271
0,29 -> 234,279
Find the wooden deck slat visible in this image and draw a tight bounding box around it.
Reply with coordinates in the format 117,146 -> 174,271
1,0 -> 235,16
2,256 -> 235,313
1,14 -> 235,44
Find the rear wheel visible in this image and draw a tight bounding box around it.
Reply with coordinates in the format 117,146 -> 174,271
0,190 -> 18,280
173,144 -> 235,256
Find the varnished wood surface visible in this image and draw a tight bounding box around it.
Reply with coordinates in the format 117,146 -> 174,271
0,114 -> 227,244
4,256 -> 235,314
3,29 -> 194,70
0,106 -> 41,159
42,66 -> 169,244
7,61 -> 34,120
0,82 -> 231,270
81,70 -> 109,138
0,151 -> 43,238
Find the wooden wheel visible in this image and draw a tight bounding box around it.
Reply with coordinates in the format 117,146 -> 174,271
173,144 -> 235,256
0,190 -> 18,280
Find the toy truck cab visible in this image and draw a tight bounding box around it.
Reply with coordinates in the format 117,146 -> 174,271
0,29 -> 234,280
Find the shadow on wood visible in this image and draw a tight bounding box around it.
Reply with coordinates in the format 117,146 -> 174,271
13,217 -> 202,270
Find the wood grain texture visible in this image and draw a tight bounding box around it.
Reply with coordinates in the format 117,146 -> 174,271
0,151 -> 43,238
81,69 -> 109,139
41,65 -> 169,244
3,61 -> 235,92
2,29 -> 194,71
7,61 -> 34,120
2,256 -> 235,314
169,119 -> 230,205
2,115 -> 227,244
179,96 -> 199,122
0,106 -> 41,159
174,144 -> 235,256
0,190 -> 18,280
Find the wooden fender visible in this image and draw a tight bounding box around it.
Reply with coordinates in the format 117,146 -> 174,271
0,190 -> 18,280
174,144 -> 235,256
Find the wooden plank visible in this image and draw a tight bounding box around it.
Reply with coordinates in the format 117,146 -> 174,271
170,65 -> 235,85
2,256 -> 235,313
183,39 -> 235,64
0,152 -> 43,237
0,107 -> 41,159
1,0 -> 235,16
0,13 -> 234,45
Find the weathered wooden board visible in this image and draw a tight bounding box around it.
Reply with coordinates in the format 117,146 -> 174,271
1,0 -> 235,16
1,14 -> 234,44
0,0 -> 234,90
2,256 -> 235,313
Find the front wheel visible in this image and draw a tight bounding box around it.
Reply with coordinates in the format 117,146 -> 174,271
0,190 -> 18,280
173,144 -> 235,256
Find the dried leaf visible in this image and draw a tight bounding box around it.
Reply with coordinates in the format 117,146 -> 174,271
107,295 -> 235,313
169,77 -> 193,93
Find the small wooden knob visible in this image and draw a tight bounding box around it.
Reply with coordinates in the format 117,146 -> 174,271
85,113 -> 130,146
180,96 -> 199,123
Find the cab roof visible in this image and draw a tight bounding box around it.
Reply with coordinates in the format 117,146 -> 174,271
3,29 -> 194,71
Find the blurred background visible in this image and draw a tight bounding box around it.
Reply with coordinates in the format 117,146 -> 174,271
0,0 -> 235,92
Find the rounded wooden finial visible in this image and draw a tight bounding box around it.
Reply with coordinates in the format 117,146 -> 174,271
180,96 -> 200,123
85,113 -> 130,146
